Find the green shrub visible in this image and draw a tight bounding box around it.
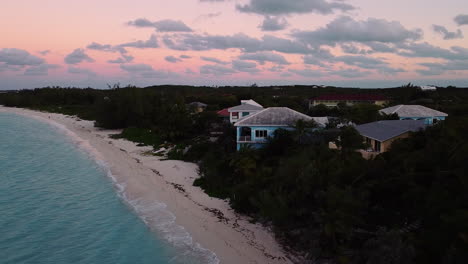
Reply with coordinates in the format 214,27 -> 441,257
111,127 -> 162,147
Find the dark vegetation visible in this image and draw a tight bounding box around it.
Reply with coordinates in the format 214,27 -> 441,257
1,84 -> 468,264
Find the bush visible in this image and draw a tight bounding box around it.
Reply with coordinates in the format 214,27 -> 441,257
111,127 -> 162,147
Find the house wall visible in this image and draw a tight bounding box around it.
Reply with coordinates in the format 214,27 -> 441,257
399,116 -> 445,125
230,112 -> 240,123
252,126 -> 281,141
230,110 -> 260,123
236,126 -> 291,150
364,137 -> 378,152
381,132 -> 411,152
311,100 -> 339,108
363,132 -> 411,154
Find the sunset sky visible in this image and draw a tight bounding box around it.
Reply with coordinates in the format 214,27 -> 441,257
1,0 -> 468,89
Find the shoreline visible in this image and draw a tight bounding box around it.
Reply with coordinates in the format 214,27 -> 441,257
0,106 -> 294,264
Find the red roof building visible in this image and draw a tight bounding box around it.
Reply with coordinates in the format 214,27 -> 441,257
217,108 -> 230,117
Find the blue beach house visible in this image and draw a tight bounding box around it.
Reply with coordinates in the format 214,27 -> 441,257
379,105 -> 448,125
234,107 -> 328,150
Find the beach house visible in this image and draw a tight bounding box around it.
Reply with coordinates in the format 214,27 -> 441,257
379,105 -> 448,125
234,107 -> 328,150
309,94 -> 389,108
355,120 -> 427,156
228,99 -> 264,124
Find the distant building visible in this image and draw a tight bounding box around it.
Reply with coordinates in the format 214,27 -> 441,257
309,94 -> 389,108
234,107 -> 328,150
379,105 -> 448,125
228,99 -> 264,124
0,90 -> 19,93
216,108 -> 230,122
356,120 -> 427,156
419,85 -> 437,91
187,102 -> 208,113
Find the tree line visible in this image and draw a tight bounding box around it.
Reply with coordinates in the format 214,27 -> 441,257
1,85 -> 467,263
189,118 -> 468,264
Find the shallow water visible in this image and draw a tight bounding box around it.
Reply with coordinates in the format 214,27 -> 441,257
0,112 -> 216,264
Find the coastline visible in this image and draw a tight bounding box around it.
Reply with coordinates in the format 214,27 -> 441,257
0,106 -> 294,264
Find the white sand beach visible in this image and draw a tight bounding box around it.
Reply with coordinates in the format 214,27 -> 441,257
0,106 -> 294,264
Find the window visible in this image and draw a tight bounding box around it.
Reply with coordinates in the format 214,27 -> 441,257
255,130 -> 267,138
374,141 -> 381,152
366,137 -> 371,145
242,112 -> 249,117
232,112 -> 239,119
365,137 -> 373,151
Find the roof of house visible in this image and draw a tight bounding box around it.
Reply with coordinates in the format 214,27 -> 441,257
228,99 -> 264,112
234,107 -> 328,127
240,99 -> 262,108
379,105 -> 448,117
312,94 -> 388,101
228,103 -> 264,112
356,120 -> 427,142
217,108 -> 230,117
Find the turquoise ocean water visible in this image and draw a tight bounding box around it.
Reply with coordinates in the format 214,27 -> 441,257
0,112 -> 217,264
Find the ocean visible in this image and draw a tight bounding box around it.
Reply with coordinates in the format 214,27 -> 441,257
0,112 -> 217,264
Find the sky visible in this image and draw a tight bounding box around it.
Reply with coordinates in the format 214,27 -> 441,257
1,0 -> 468,89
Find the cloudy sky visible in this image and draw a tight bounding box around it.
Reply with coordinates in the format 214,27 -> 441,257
1,0 -> 468,89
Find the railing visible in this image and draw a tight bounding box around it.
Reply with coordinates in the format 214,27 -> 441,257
238,136 -> 252,142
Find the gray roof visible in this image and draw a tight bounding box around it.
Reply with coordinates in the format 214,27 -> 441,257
380,105 -> 447,117
228,104 -> 264,112
234,107 -> 328,127
356,120 -> 427,142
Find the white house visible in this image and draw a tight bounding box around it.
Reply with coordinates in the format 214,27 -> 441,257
419,85 -> 437,91
228,100 -> 264,124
